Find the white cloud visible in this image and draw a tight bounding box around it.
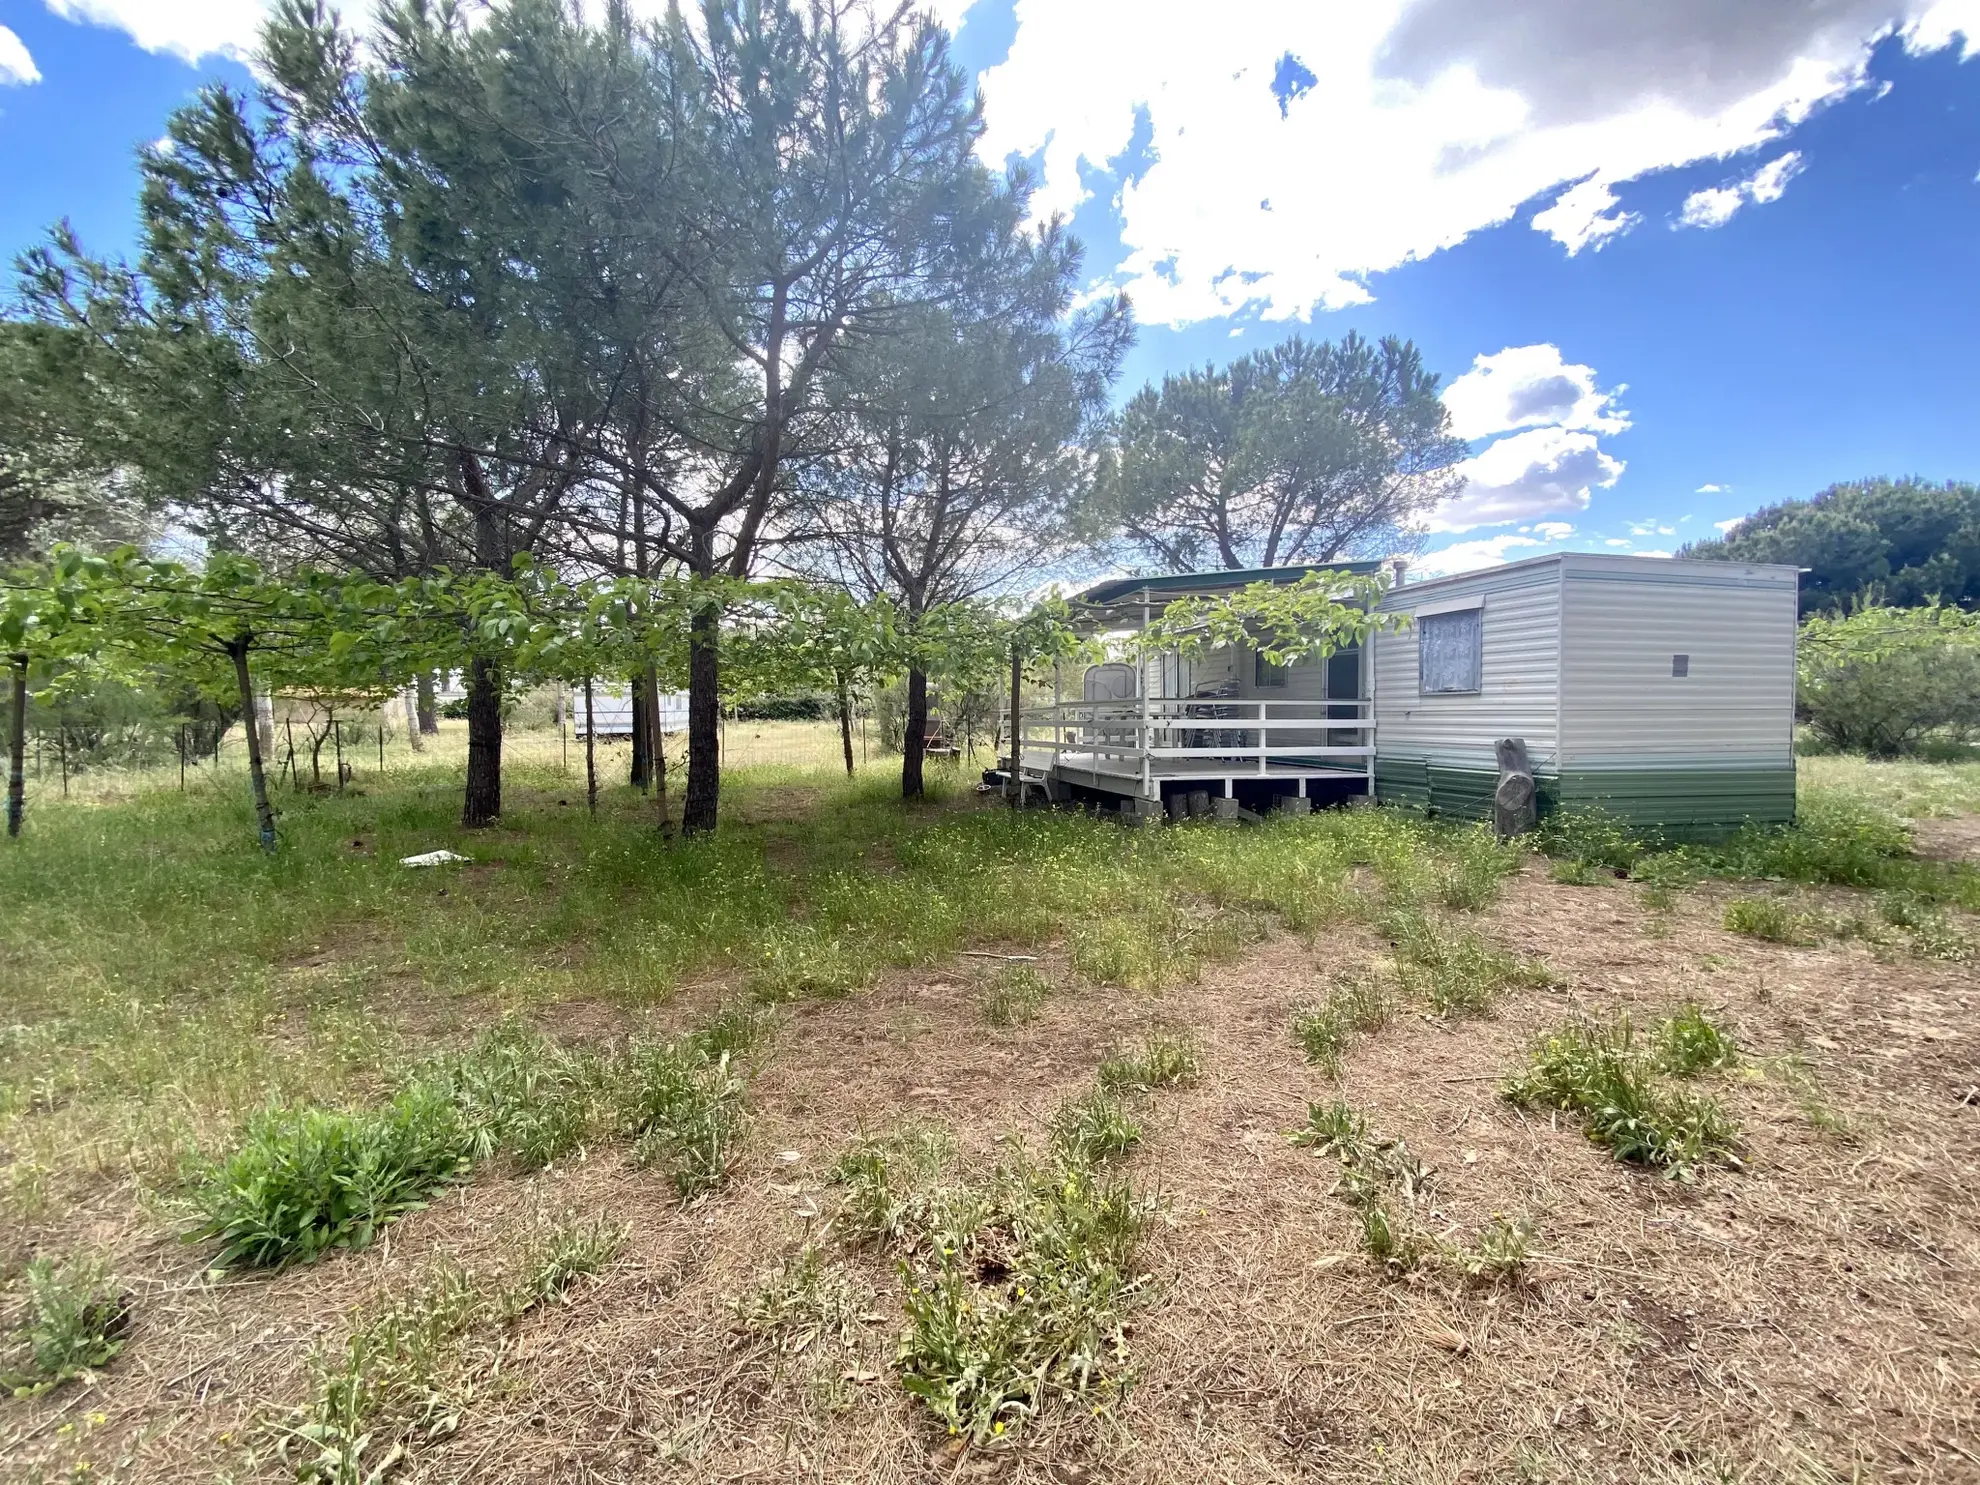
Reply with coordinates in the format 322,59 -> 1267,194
1427,425 -> 1625,533
1411,534 -> 1543,577
1430,344 -> 1628,533
1678,150 -> 1806,229
42,0 -> 269,62
1530,175 -> 1639,255
1638,549 -> 1676,559
1627,519 -> 1675,536
974,1 -> 1980,326
1714,516 -> 1747,534
1532,521 -> 1576,540
1441,344 -> 1629,441
1695,483 -> 1727,493
0,24 -> 39,84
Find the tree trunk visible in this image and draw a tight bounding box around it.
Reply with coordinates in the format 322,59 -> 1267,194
902,666 -> 929,800
583,674 -> 598,817
1007,641 -> 1023,809
228,640 -> 278,852
683,600 -> 721,835
461,655 -> 503,828
415,671 -> 439,734
629,672 -> 650,789
402,688 -> 424,752
836,669 -> 855,778
643,661 -> 668,832
6,653 -> 26,838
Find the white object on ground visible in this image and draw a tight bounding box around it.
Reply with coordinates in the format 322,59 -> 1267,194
400,850 -> 472,867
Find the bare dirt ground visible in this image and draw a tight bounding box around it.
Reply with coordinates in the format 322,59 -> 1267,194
6,859 -> 1978,1485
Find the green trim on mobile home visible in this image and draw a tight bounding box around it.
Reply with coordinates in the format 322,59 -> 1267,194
1376,756 -> 1795,842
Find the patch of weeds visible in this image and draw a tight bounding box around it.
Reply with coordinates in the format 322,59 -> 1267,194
1,1254 -> 130,1397
617,1035 -> 747,1198
1723,896 -> 1820,946
1383,911 -> 1551,1019
427,1021 -> 605,1172
1050,1090 -> 1141,1166
732,1246 -> 864,1354
1877,892 -> 1974,961
1097,1030 -> 1201,1093
502,1217 -> 625,1318
1534,805 -> 1646,874
1291,972 -> 1391,1075
831,1124 -> 956,1248
1762,1053 -> 1861,1142
1503,1015 -> 1740,1177
1433,825 -> 1525,910
1289,1100 -> 1433,1270
895,1157 -> 1150,1443
191,1084 -> 474,1270
1548,857 -> 1612,886
278,1264 -> 484,1485
982,964 -> 1052,1028
1654,1003 -> 1738,1076
693,1001 -> 778,1061
748,927 -> 870,1002
1069,904 -> 1258,991
1633,848 -> 1707,892
1455,1215 -> 1534,1284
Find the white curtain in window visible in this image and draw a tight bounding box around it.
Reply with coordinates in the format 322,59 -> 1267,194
1419,609 -> 1482,693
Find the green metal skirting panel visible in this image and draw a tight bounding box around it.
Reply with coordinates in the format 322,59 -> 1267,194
1375,758 -> 1793,841
1558,767 -> 1795,841
1373,760 -> 1557,821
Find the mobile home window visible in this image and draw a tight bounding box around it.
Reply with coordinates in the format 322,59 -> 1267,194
1418,609 -> 1482,694
1253,650 -> 1289,688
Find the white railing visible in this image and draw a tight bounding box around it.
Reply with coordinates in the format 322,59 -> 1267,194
1006,697 -> 1374,789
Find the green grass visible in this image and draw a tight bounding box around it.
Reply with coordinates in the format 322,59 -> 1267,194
981,964 -> 1053,1027
278,1217 -> 620,1482
1291,973 -> 1391,1075
1,745 -> 1561,1246
1097,1030 -> 1202,1093
1503,1013 -> 1741,1176
1049,1090 -> 1142,1165
1723,896 -> 1820,946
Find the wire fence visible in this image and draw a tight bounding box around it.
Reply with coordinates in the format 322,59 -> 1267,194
6,714 -> 995,812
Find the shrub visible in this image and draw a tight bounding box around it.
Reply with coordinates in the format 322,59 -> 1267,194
1,1254 -> 129,1397
1503,1016 -> 1739,1175
191,1085 -> 473,1269
1799,610 -> 1980,757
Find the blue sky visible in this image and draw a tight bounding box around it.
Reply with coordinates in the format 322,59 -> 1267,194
4,1 -> 1979,575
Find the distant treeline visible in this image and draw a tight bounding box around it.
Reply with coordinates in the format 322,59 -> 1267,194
1684,477 -> 1980,615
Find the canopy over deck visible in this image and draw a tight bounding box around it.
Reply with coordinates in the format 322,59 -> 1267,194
1064,561 -> 1387,632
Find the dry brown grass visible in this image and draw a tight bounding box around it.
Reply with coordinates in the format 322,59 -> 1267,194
5,833 -> 1978,1485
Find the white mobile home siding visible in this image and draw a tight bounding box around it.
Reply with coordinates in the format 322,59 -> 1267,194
1559,557 -> 1798,770
1372,562 -> 1562,786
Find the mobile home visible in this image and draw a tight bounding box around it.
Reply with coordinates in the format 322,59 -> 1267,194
1010,553 -> 1799,839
